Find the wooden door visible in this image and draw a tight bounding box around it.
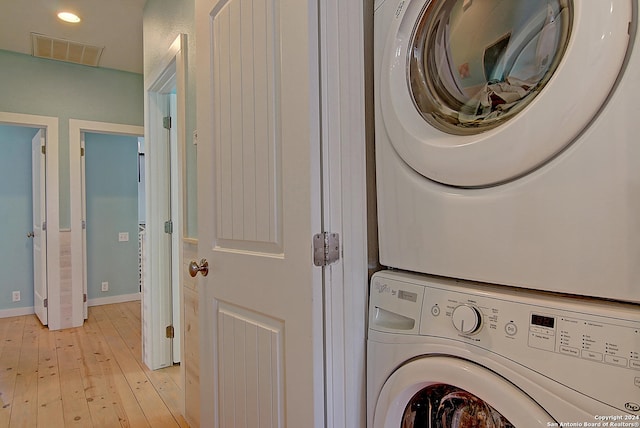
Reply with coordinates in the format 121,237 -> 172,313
195,0 -> 324,425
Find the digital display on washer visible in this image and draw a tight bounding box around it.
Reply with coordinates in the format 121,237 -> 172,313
531,314 -> 555,328
398,290 -> 418,303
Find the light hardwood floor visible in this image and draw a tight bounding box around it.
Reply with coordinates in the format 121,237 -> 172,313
0,301 -> 189,428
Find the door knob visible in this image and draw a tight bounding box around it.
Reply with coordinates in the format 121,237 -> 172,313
27,232 -> 34,238
188,259 -> 209,277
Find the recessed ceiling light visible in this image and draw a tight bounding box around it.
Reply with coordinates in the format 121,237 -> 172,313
57,12 -> 81,23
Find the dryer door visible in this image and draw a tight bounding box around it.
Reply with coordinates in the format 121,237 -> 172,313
379,0 -> 631,186
372,356 -> 554,427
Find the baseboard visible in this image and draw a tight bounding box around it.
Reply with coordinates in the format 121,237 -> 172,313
88,293 -> 141,307
0,306 -> 35,318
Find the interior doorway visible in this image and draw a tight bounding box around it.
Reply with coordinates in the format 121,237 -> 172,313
69,120 -> 144,326
0,112 -> 61,329
143,34 -> 187,371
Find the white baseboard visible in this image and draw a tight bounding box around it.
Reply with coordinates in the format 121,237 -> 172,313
0,306 -> 35,318
88,293 -> 141,307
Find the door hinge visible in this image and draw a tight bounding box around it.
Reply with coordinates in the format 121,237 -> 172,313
166,325 -> 175,339
163,116 -> 172,130
83,293 -> 87,303
313,232 -> 340,267
44,298 -> 48,308
164,220 -> 173,234
80,147 -> 85,156
42,221 -> 47,231
41,145 -> 46,155
82,220 -> 86,230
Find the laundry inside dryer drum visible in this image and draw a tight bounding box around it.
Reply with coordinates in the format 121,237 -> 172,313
408,0 -> 572,134
402,384 -> 514,428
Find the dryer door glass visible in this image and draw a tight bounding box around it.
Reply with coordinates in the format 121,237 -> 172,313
402,384 -> 514,427
408,0 -> 572,135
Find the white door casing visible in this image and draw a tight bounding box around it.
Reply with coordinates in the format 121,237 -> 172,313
143,34 -> 187,371
32,129 -> 47,325
0,112 -> 60,329
195,0 -> 325,425
69,120 -> 145,328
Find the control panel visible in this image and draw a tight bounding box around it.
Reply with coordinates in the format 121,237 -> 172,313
369,271 -> 640,414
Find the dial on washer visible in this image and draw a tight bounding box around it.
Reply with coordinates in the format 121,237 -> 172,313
451,304 -> 482,334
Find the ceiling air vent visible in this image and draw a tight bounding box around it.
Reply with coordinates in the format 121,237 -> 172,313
31,33 -> 104,67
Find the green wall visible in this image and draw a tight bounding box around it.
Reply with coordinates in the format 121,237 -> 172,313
144,0 -> 198,237
85,133 -> 140,300
0,125 -> 39,310
0,49 -> 144,229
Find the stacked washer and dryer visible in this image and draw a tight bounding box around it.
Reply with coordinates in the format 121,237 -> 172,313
369,0 -> 640,426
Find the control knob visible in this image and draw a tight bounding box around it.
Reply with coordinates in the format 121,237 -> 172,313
451,304 -> 482,335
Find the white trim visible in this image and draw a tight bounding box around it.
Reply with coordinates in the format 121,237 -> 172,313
319,0 -> 368,425
69,119 -> 144,328
88,293 -> 142,307
0,112 -> 61,330
0,307 -> 35,318
143,34 -> 187,373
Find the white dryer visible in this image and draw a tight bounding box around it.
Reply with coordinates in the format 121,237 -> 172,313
367,271 -> 640,427
374,0 -> 640,302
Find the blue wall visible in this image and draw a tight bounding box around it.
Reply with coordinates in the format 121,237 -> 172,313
0,49 -> 144,311
0,49 -> 144,229
0,125 -> 38,310
85,133 -> 140,300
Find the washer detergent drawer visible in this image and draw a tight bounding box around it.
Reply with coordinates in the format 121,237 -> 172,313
370,275 -> 425,335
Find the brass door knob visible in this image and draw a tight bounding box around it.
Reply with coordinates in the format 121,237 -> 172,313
188,259 -> 209,277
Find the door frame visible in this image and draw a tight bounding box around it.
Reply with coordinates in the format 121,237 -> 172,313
0,112 -> 60,329
318,0 -> 369,424
69,119 -> 145,328
144,34 -> 188,371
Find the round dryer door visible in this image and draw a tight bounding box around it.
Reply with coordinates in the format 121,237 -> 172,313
379,0 -> 631,186
372,356 -> 554,427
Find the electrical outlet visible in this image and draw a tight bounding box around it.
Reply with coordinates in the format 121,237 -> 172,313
12,291 -> 20,302
118,232 -> 129,242
101,282 -> 109,292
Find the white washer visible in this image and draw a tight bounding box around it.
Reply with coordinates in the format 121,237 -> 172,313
367,271 -> 640,427
374,0 -> 640,303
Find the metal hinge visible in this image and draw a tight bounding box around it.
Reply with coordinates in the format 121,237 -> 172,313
313,232 -> 340,267
163,116 -> 172,130
166,325 -> 175,339
42,221 -> 47,231
164,220 -> 173,234
44,298 -> 48,308
83,293 -> 87,303
82,220 -> 86,230
81,147 -> 85,156
41,145 -> 46,155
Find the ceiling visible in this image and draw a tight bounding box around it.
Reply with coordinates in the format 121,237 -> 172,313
0,0 -> 146,74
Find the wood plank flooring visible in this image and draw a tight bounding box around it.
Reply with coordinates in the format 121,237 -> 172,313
0,301 -> 189,428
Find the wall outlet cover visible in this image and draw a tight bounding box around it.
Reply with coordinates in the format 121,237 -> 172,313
12,291 -> 20,302
118,232 -> 129,242
101,281 -> 109,292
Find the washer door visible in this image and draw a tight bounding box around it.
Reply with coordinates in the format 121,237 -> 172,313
372,357 -> 554,427
380,0 -> 631,186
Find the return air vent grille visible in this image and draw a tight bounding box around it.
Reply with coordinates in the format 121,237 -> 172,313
31,33 -> 103,67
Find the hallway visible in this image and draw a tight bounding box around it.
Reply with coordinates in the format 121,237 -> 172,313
0,301 -> 188,427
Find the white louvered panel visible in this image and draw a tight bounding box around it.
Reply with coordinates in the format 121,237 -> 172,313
218,303 -> 283,428
212,0 -> 280,250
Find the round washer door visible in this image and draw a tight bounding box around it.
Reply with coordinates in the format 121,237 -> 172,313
379,0 -> 631,186
372,356 -> 554,427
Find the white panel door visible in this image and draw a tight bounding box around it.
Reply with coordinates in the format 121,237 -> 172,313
196,0 -> 324,425
32,129 -> 47,325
